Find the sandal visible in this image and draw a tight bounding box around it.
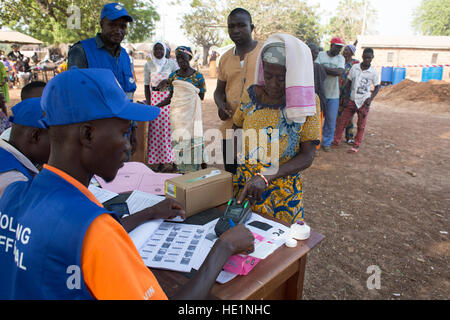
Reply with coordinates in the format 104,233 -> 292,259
348,147 -> 359,154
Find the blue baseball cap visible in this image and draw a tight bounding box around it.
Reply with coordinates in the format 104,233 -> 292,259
41,68 -> 160,126
9,98 -> 47,129
100,3 -> 133,22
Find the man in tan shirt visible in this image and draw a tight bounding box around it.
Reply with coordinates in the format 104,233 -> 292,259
214,8 -> 262,174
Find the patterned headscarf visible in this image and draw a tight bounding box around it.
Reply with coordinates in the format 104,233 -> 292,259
346,44 -> 356,55
255,34 -> 316,124
262,42 -> 286,66
175,46 -> 193,58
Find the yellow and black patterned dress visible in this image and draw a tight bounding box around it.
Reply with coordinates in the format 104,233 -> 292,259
232,85 -> 321,224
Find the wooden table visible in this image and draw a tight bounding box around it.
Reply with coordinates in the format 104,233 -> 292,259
150,210 -> 325,300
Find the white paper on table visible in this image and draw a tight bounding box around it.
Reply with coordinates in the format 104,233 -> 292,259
192,213 -> 291,281
165,216 -> 185,222
128,219 -> 164,251
138,222 -> 208,272
126,190 -> 165,214
245,213 -> 290,243
88,185 -> 118,203
191,219 -> 219,271
216,270 -> 238,284
89,177 -> 101,188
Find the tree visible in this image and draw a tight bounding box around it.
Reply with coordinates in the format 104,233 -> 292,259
412,0 -> 450,36
0,0 -> 159,44
180,1 -> 225,66
325,0 -> 378,44
224,0 -> 323,43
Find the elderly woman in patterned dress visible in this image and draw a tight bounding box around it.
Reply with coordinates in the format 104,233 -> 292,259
232,34 -> 321,225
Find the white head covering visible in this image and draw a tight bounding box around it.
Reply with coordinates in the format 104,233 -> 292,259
152,41 -> 167,72
255,34 -> 316,124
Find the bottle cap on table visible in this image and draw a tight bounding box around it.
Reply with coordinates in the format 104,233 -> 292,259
290,221 -> 311,240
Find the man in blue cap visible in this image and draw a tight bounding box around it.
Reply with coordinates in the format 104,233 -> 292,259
0,68 -> 254,300
0,98 -> 49,196
67,2 -> 136,100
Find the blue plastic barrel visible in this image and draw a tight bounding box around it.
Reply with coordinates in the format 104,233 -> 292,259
422,67 -> 432,82
381,66 -> 393,82
430,66 -> 443,81
392,67 -> 406,85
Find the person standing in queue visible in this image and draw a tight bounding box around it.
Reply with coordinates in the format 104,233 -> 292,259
214,8 -> 263,174
315,37 -> 345,152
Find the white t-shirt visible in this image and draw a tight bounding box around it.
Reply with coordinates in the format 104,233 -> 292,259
315,51 -> 345,99
0,139 -> 39,197
348,63 -> 381,108
143,59 -> 179,86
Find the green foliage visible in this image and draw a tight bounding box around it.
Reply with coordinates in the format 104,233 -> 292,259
0,0 -> 159,44
224,0 -> 323,43
179,0 -> 226,65
325,0 -> 378,44
412,0 -> 450,36
179,0 -> 322,52
181,6 -> 224,48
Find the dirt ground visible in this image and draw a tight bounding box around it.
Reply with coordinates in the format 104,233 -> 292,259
5,64 -> 449,300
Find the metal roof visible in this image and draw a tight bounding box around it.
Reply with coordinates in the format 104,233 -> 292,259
0,31 -> 43,45
357,35 -> 450,50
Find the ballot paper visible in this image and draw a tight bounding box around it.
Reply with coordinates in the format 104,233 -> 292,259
138,222 -> 208,273
88,185 -> 118,203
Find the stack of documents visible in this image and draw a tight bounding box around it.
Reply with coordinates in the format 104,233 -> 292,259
95,162 -> 181,195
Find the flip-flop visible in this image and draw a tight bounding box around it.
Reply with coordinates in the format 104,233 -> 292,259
348,147 -> 359,153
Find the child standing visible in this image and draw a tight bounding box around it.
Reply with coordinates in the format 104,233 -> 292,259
333,48 -> 381,153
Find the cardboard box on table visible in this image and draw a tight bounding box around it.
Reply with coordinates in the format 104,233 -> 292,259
164,168 -> 233,217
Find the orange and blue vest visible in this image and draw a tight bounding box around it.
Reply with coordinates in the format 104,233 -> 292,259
0,148 -> 33,180
81,37 -> 136,94
0,167 -> 119,299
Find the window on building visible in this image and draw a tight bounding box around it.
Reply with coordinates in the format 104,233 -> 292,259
387,52 -> 394,63
431,53 -> 438,64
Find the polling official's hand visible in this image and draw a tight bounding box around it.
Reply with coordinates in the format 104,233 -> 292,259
148,198 -> 186,220
219,224 -> 255,255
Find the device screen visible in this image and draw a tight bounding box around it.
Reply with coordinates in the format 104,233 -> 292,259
228,207 -> 242,218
